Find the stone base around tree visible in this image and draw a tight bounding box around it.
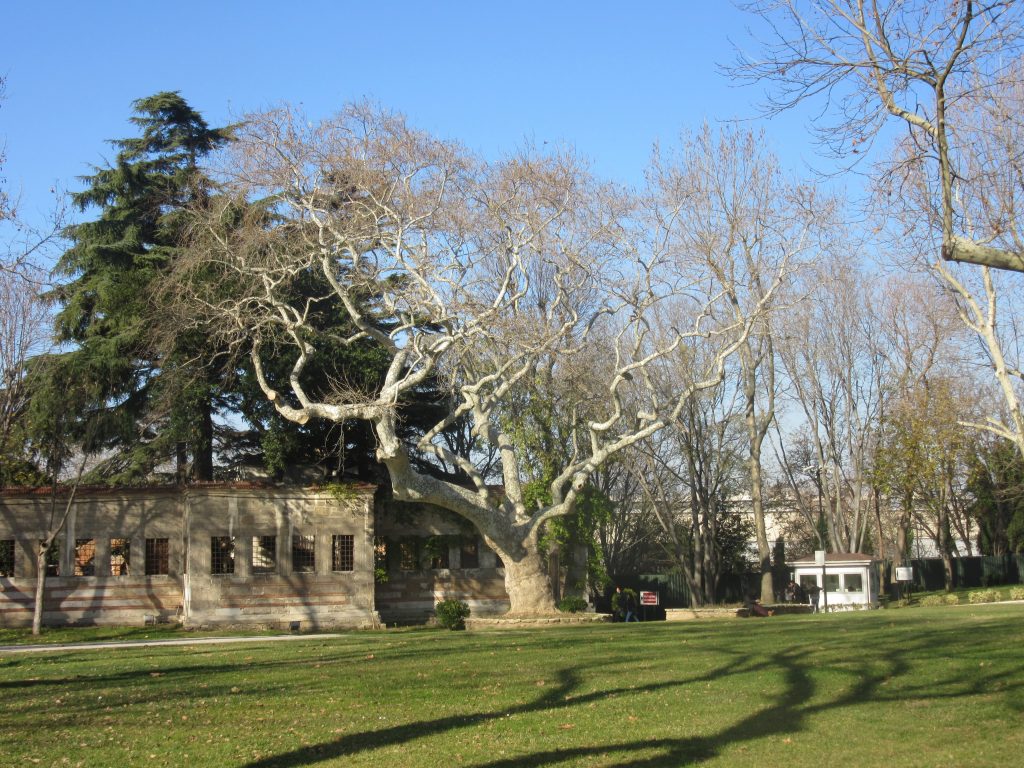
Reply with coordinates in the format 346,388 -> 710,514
466,613 -> 611,629
666,604 -> 813,620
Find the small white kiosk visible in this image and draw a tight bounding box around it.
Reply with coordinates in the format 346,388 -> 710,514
789,552 -> 881,610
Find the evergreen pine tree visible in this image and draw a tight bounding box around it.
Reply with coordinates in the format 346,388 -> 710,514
46,92 -> 231,482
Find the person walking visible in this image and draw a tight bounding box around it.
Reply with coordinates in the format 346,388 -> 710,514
806,582 -> 822,613
624,589 -> 639,622
785,580 -> 797,603
614,586 -> 639,622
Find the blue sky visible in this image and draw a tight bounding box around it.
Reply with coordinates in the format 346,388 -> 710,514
2,1 -> 824,230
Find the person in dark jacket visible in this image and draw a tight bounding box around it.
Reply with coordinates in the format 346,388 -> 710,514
624,589 -> 639,622
806,583 -> 822,613
746,596 -> 774,617
794,581 -> 807,603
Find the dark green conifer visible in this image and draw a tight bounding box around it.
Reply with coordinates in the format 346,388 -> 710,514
46,92 -> 231,482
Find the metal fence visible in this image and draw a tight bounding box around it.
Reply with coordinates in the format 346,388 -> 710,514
619,571 -> 763,610
618,555 -> 1024,609
889,554 -> 1024,592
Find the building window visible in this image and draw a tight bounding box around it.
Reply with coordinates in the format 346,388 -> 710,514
460,538 -> 479,569
844,573 -> 864,593
110,538 -> 131,576
252,536 -> 277,574
211,536 -> 235,575
42,540 -> 60,576
0,539 -> 14,577
145,538 -> 170,575
332,535 -> 354,572
824,573 -> 841,592
398,539 -> 419,571
74,538 -> 96,576
427,537 -> 449,570
292,534 -> 315,573
798,574 -> 818,590
374,537 -> 388,572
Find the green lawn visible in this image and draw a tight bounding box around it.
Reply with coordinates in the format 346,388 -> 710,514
1,606 -> 1022,767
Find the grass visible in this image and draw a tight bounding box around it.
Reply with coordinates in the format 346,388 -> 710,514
1,606 -> 1022,767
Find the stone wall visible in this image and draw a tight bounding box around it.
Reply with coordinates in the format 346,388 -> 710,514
0,487 -> 184,626
182,486 -> 376,629
373,499 -> 510,624
0,484 -> 377,629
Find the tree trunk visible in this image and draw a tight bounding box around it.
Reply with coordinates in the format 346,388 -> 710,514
871,487 -> 886,563
194,397 -> 215,482
548,543 -> 561,604
562,544 -> 589,598
894,490 -> 914,579
497,537 -> 557,615
749,445 -> 774,604
32,543 -> 47,636
703,516 -> 720,606
741,336 -> 775,606
176,441 -> 188,484
687,472 -> 707,607
939,506 -> 956,592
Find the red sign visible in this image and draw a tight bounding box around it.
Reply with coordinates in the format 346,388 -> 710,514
639,591 -> 659,606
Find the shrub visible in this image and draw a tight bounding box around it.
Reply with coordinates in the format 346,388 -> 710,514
1009,587 -> 1024,602
920,594 -> 945,607
968,589 -> 1000,604
558,596 -> 589,613
943,593 -> 961,605
435,599 -> 471,630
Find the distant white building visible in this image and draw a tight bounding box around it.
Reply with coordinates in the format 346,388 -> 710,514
789,552 -> 882,610
733,494 -> 971,562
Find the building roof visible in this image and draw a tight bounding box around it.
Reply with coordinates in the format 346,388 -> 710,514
788,552 -> 879,566
0,481 -> 377,498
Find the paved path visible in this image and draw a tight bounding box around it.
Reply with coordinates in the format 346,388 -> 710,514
0,633 -> 344,654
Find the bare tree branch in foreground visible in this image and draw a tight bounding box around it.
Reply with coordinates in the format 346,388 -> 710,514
731,0 -> 1024,271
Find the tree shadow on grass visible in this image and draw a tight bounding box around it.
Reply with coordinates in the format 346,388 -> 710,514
237,618 -> 1024,768
237,648 -> 804,768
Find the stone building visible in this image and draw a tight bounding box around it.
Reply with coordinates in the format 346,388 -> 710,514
0,483 -> 511,629
373,497 -> 511,624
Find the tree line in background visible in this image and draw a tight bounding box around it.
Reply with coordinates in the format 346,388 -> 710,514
3,1 -> 1024,613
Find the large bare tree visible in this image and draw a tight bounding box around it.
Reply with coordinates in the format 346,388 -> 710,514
884,79 -> 1024,461
733,1 -> 1024,527
0,265 -> 50,483
174,104 -> 785,614
870,274 -> 969,569
774,257 -> 890,554
646,125 -> 818,602
1,73 -> 65,483
732,0 -> 1024,270
629,365 -> 746,606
